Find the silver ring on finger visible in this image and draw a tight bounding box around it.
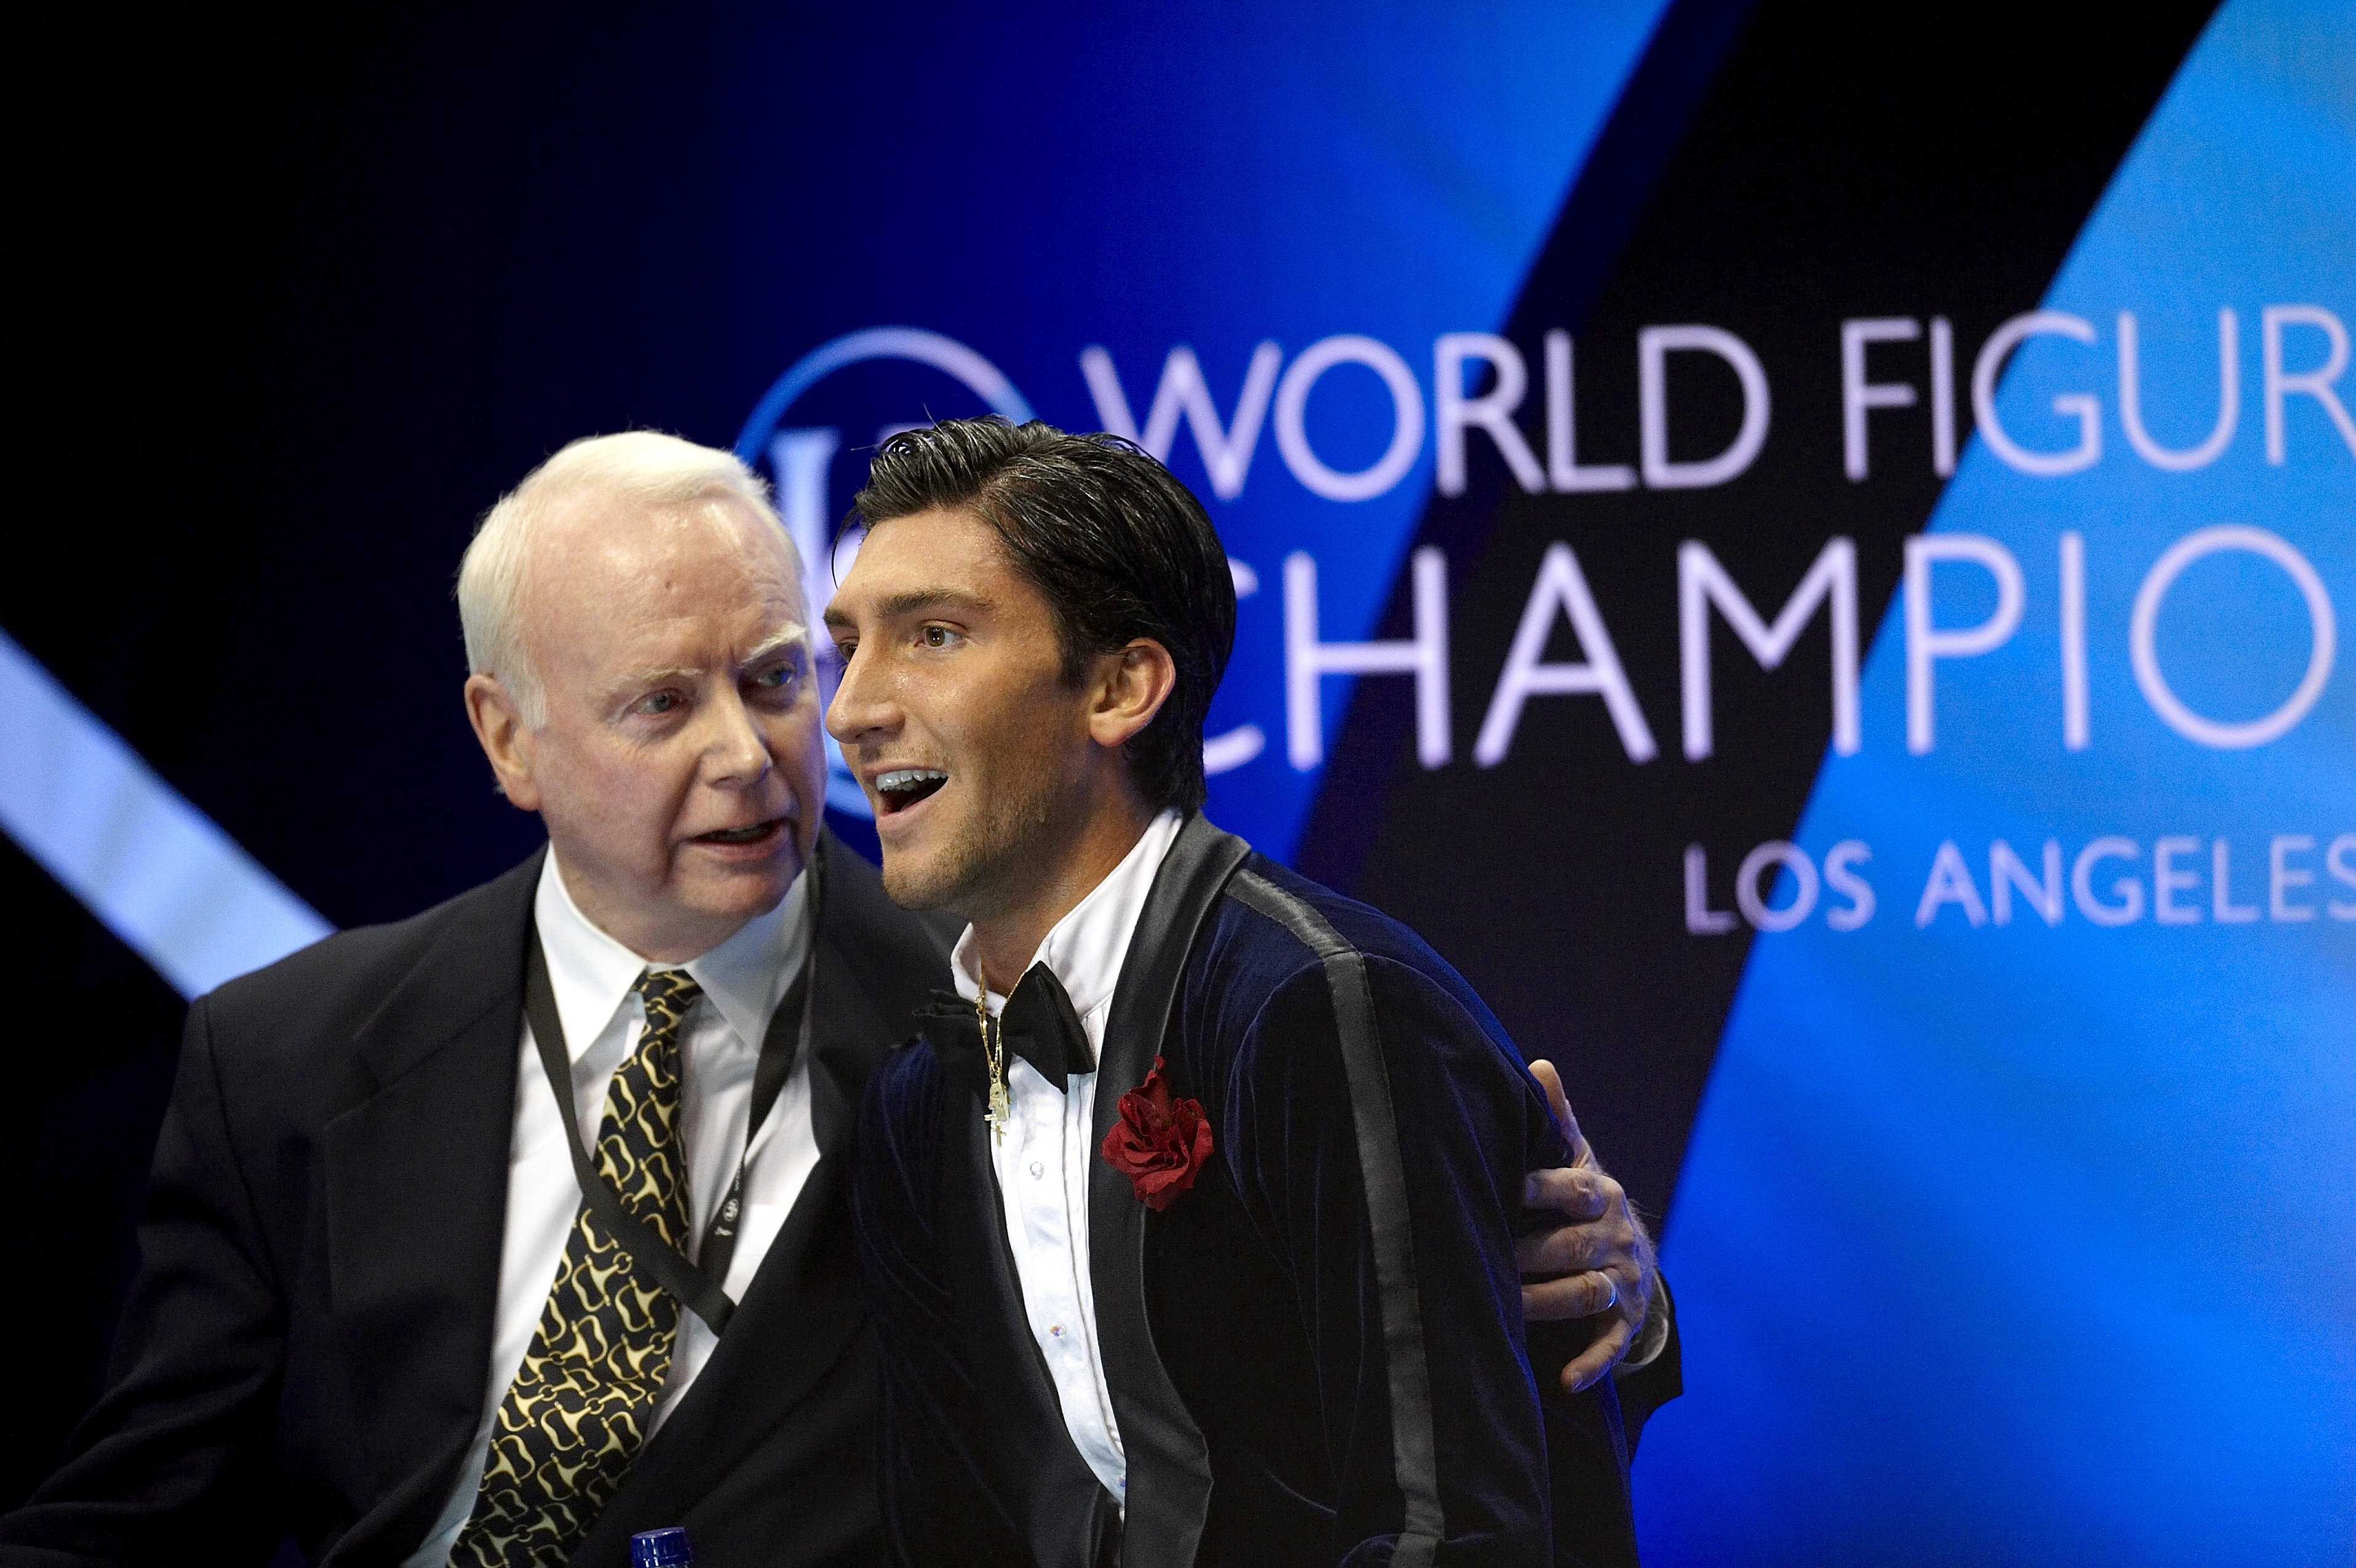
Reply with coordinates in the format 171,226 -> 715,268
1599,1272 -> 1617,1312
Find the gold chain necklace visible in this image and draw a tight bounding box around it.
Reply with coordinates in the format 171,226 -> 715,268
975,971 -> 1011,1145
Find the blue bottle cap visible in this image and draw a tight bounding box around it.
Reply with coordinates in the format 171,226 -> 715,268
631,1526 -> 693,1567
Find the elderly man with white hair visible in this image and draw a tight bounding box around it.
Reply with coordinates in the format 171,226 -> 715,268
4,431 -> 1659,1568
2,432 -> 958,1568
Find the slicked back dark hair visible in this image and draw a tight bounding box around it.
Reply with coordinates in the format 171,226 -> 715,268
852,417 -> 1235,813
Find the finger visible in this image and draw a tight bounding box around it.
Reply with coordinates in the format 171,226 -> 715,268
1519,1167 -> 1609,1222
1514,1224 -> 1610,1280
1559,1318 -> 1634,1393
1520,1272 -> 1588,1323
1527,1059 -> 1594,1166
1617,1276 -> 1654,1336
1519,1267 -> 1620,1323
1528,1059 -> 1573,1137
1570,1194 -> 1646,1284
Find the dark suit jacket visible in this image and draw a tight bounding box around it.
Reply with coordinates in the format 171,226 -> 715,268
853,816 -> 1644,1568
1,832 -> 955,1568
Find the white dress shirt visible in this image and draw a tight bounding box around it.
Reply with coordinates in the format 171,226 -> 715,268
950,808 -> 1185,1511
406,852 -> 822,1567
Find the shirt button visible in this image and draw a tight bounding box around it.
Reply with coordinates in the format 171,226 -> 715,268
1029,1161 -> 1045,1179
1049,1323 -> 1065,1337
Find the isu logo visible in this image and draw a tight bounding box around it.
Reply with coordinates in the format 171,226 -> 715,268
733,328 -> 1036,816
736,328 -> 1268,804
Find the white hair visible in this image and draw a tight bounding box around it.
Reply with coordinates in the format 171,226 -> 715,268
456,430 -> 801,726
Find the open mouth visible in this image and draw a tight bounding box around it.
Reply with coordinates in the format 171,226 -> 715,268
694,817 -> 787,846
875,768 -> 948,814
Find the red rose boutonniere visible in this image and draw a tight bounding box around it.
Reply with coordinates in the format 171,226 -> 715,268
1099,1056 -> 1212,1211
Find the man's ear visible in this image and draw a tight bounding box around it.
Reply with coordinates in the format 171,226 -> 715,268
1086,638 -> 1177,751
464,673 -> 543,810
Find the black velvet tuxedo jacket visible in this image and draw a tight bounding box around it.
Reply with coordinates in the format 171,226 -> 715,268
2,833 -> 954,1568
853,816 -> 1644,1568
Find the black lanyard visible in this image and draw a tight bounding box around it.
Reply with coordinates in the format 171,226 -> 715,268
521,843 -> 822,1335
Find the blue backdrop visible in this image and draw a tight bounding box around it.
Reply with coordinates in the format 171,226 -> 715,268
4,0 -> 2349,1558
1646,3 -> 2356,1559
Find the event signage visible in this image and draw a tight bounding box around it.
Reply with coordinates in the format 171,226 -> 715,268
742,308 -> 2351,945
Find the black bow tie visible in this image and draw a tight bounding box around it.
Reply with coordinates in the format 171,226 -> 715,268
915,963 -> 1096,1092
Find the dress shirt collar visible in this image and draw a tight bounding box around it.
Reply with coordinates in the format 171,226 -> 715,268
535,848 -> 807,1058
952,809 -> 1184,1021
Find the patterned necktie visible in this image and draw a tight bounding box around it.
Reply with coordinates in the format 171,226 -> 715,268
450,968 -> 704,1567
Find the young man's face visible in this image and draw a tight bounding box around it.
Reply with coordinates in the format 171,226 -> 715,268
822,507 -> 1104,920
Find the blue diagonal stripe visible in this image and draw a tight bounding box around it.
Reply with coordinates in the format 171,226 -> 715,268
0,629 -> 332,998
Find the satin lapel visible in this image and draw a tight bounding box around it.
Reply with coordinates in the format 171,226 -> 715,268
322,850 -> 540,1558
1091,813 -> 1251,1568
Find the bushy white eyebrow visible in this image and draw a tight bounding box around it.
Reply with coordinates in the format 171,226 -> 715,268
607,623 -> 808,695
741,623 -> 810,663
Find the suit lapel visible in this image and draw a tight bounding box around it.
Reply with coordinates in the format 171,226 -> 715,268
802,834 -> 894,1155
584,834 -> 957,1551
578,1155 -> 869,1564
322,850 -> 541,1558
1091,813 -> 1251,1568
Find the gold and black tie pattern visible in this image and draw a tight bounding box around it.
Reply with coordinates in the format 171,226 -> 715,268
450,968 -> 704,1567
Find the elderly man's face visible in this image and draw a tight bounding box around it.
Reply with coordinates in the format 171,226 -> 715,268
474,493 -> 822,961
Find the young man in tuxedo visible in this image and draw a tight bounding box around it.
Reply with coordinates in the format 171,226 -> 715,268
828,418 -> 1669,1568
0,433 -> 955,1568
3,429 -> 1651,1568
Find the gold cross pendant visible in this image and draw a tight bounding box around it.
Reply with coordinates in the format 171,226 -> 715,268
976,977 -> 1010,1145
986,1075 -> 1012,1146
